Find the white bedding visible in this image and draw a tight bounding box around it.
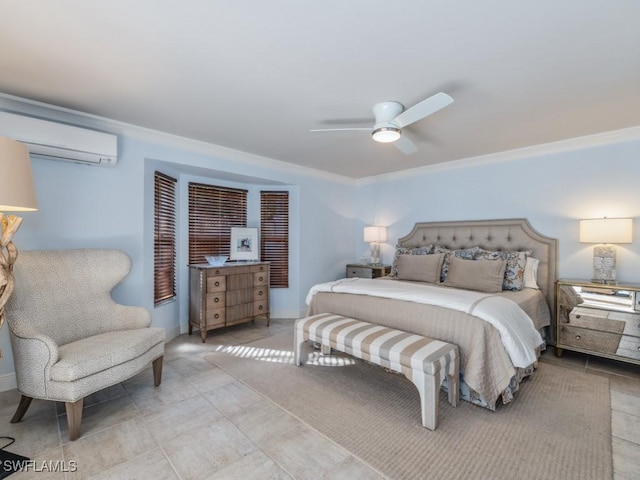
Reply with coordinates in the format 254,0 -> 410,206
306,277 -> 543,368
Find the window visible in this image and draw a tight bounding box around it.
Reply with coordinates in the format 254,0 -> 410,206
260,191 -> 289,288
188,183 -> 247,264
154,172 -> 177,304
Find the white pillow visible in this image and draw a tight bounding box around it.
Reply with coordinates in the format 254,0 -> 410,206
523,257 -> 539,289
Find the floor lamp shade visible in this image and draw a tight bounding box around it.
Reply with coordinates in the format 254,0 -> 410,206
0,136 -> 38,211
0,136 -> 38,346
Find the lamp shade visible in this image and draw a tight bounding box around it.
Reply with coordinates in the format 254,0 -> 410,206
0,136 -> 38,211
363,226 -> 387,243
579,218 -> 632,244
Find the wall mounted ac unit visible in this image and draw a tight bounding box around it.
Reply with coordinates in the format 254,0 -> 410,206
0,111 -> 118,167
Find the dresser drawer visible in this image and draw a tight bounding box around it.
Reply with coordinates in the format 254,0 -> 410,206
253,300 -> 268,317
254,271 -> 268,285
558,325 -> 622,355
206,292 -> 225,308
253,286 -> 268,302
206,276 -> 226,292
205,307 -> 225,327
347,266 -> 373,278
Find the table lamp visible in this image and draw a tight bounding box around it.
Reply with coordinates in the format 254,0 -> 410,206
363,226 -> 387,266
579,217 -> 632,284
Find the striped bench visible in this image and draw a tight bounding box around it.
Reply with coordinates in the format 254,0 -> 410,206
294,313 -> 459,430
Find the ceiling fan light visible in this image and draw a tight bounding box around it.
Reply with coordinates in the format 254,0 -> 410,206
371,127 -> 401,143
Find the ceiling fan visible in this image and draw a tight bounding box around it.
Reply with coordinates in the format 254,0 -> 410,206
310,92 -> 454,155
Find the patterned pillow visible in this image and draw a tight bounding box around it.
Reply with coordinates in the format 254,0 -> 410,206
474,249 -> 532,291
390,244 -> 434,277
435,245 -> 480,282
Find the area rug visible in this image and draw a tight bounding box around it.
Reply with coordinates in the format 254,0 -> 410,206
205,331 -> 612,480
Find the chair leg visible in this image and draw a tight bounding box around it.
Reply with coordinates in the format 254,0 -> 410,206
152,356 -> 163,387
65,398 -> 84,441
10,395 -> 33,424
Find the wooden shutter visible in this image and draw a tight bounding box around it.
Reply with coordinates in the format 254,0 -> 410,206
260,191 -> 289,288
154,172 -> 177,304
188,183 -> 247,264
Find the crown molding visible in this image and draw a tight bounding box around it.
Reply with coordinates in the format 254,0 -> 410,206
356,125 -> 640,186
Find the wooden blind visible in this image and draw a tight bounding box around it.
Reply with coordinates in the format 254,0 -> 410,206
260,191 -> 289,288
188,183 -> 247,264
154,172 -> 177,304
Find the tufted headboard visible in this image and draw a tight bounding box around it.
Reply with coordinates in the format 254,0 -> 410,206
397,218 -> 558,314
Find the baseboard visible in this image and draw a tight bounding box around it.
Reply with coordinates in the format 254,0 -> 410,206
0,372 -> 17,392
271,309 -> 306,319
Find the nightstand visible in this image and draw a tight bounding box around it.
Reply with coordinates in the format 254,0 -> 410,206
346,263 -> 391,279
555,279 -> 640,365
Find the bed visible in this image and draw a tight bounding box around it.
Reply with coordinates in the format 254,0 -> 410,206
306,218 -> 558,409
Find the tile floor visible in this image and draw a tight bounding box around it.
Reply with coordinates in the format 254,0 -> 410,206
0,318 -> 638,479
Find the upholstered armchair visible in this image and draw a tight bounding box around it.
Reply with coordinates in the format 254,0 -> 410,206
5,249 -> 165,441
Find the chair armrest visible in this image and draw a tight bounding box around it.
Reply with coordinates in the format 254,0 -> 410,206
8,327 -> 59,398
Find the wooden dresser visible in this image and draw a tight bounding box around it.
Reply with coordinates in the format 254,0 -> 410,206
188,262 -> 270,342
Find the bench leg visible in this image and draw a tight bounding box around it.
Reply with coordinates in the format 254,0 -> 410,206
294,326 -> 304,366
410,370 -> 441,430
447,353 -> 460,408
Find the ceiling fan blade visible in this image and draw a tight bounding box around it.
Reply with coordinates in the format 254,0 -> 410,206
393,92 -> 454,128
394,135 -> 417,155
309,128 -> 371,133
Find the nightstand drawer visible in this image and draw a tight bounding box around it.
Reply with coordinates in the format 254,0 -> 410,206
609,311 -> 640,337
618,335 -> 640,360
558,325 -> 622,355
569,307 -> 626,334
347,266 -> 374,278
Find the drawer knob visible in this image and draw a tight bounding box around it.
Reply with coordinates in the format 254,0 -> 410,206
575,335 -> 581,340
575,314 -> 581,319
215,269 -> 221,274
258,276 -> 264,282
214,297 -> 219,303
260,266 -> 264,271
215,281 -> 220,287
258,305 -> 263,311
259,290 -> 264,296
214,313 -> 220,319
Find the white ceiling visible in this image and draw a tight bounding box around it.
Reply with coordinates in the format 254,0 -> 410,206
1,1 -> 639,178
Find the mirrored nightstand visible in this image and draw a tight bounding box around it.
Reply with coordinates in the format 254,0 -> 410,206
556,278 -> 640,365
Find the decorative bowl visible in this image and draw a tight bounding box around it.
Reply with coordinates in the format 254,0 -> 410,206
205,255 -> 228,266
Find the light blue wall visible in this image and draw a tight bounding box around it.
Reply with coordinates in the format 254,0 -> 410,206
355,138 -> 640,285
1,95 -> 639,385
0,98 -> 356,380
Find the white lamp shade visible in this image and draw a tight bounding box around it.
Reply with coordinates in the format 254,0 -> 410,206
363,226 -> 387,243
0,136 -> 38,211
579,218 -> 632,244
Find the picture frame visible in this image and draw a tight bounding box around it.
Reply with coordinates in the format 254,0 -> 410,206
230,227 -> 259,261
